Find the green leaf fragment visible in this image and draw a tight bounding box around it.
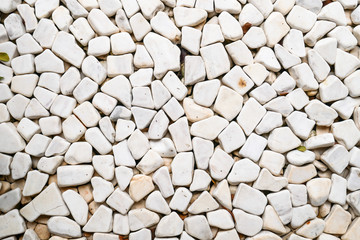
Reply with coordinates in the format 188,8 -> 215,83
297,146 -> 306,152
0,52 -> 9,62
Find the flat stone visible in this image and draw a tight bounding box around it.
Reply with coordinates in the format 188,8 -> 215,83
83,205 -> 113,233
57,165 -> 94,187
233,209 -> 263,237
129,174 -> 155,202
144,32 -> 180,79
62,190 -> 88,226
47,217 -> 81,238
0,123 -> 26,154
307,178 -> 332,206
20,183 -> 69,222
0,210 -> 26,239
184,215 -> 213,240
233,183 -> 267,215
200,43 -> 231,79
128,208 -> 159,231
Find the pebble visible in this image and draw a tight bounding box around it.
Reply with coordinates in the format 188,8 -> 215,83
57,165 -> 94,187
0,1 -> 360,238
20,183 -> 69,222
0,210 -> 26,239
155,212 -> 183,237
184,215 -> 213,240
233,183 -> 267,215
233,209 -> 263,236
47,216 -> 81,238
62,190 -> 88,226
83,205 -> 113,233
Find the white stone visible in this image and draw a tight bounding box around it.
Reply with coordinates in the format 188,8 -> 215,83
57,165 -> 94,187
291,204 -> 316,228
113,214 -> 130,235
83,205 -> 113,233
106,188 -> 133,215
25,133 -> 51,157
284,164 -> 317,184
242,27 -> 267,49
20,183 -> 69,222
149,138 -> 176,158
87,8 -> 118,36
150,11 -> 181,42
101,75 -> 132,108
347,167 -> 360,191
253,168 -> 288,192
113,140 -> 136,167
52,31 -> 85,68
171,152 -> 194,186
23,170 -> 48,196
151,80 -> 171,109
233,183 -> 267,215
304,21 -> 336,47
168,117 -> 192,152
262,205 -> 287,235
287,184 -> 308,207
173,7 -> 207,27
11,54 -> 35,75
318,1 -> 347,26
264,12 -> 290,47
286,5 -> 317,33
73,101 -> 100,127
184,215 -> 213,240
305,100 -> 338,126
296,218 -> 325,239
0,123 -> 26,154
307,178 -> 332,206
201,23 -> 224,47
0,210 -> 26,239
88,36 -> 110,56
129,13 -> 151,41
107,54 -> 134,77
0,188 -> 21,213
274,44 -> 301,69
115,166 -> 133,191
47,216 -> 81,238
321,144 -> 350,174
132,87 -> 155,109
10,152 -> 31,180
268,190 -> 293,224
200,43 -> 231,79
4,13 -> 25,40
233,209 -> 263,236
169,187 -> 192,212
335,49 -> 360,79
250,84 -> 276,106
207,209 -> 234,230
208,148 -> 234,181
239,4 -> 264,27
332,120 -> 360,150
329,174 -> 347,205
69,17 -> 94,46
146,190 -> 171,215
144,33 -> 180,79
129,174 -> 155,202
286,111 -> 315,140
129,208 -> 160,231
62,190 -> 88,226
225,40 -> 253,66
287,150 -> 315,166
188,191 -> 219,214
62,115 -> 86,143
181,26 -> 201,55
255,47 -> 281,72
228,158 -> 260,184
155,212 -> 183,237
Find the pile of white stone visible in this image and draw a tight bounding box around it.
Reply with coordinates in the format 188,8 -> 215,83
1,0 -> 360,239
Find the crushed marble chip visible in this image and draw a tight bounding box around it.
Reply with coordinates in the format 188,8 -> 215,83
1,0 -> 360,239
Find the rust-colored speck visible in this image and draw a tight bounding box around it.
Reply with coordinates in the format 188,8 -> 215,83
238,77 -> 247,88
242,22 -> 252,34
119,236 -> 128,240
323,0 -> 332,6
306,221 -> 311,225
